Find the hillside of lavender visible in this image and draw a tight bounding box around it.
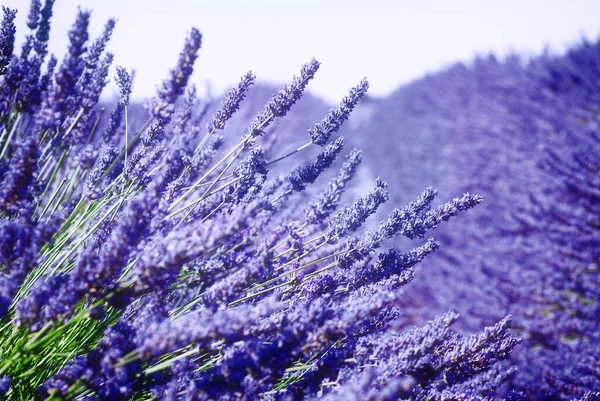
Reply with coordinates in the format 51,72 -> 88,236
0,1 -> 598,400
343,48 -> 600,398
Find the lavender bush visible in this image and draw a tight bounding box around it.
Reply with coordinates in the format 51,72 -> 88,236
0,2 -> 521,400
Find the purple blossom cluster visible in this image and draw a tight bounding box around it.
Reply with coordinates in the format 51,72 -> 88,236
2,1 -> 582,400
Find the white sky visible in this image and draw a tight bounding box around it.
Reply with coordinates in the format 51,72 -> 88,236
5,0 -> 600,103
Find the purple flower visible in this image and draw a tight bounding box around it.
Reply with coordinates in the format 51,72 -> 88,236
138,299 -> 281,359
208,71 -> 255,132
40,7 -> 90,131
337,190 -> 482,268
130,226 -> 216,296
151,28 -> 202,120
304,149 -> 362,224
289,136 -> 344,192
0,136 -> 38,215
38,54 -> 56,95
89,52 -> 114,102
309,78 -> 369,146
318,370 -> 412,401
33,0 -> 54,55
325,178 -> 389,244
41,322 -> 139,399
351,237 -> 440,289
86,145 -> 119,199
115,65 -> 132,106
102,103 -> 123,144
230,145 -> 268,205
0,6 -> 17,76
85,18 -> 115,68
0,376 -> 11,398
21,183 -> 164,326
247,58 -> 320,137
16,273 -> 69,330
26,0 -> 41,30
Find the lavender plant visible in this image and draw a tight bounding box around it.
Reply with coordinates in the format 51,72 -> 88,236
0,2 -> 517,400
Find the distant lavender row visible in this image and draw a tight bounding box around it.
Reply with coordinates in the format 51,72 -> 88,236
0,2 -> 516,400
352,41 -> 600,399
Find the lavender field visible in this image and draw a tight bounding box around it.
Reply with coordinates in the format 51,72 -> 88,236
0,1 -> 598,400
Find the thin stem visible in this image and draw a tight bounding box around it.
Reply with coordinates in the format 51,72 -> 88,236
124,104 -> 129,171
0,113 -> 21,161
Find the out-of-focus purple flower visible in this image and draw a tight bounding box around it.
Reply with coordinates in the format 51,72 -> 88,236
0,376 -> 10,398
151,28 -> 202,120
40,7 -> 90,130
0,6 -> 17,76
289,136 -> 344,192
102,103 -> 123,144
20,182 -> 164,327
0,206 -> 40,319
16,273 -> 69,331
130,226 -> 218,296
34,0 -> 54,55
85,18 -> 115,68
317,370 -> 412,401
79,51 -> 113,110
0,136 -> 38,215
26,0 -> 41,29
310,78 -> 369,146
38,53 -> 56,94
138,299 -> 281,359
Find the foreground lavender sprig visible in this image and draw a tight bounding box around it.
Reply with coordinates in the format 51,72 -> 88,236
304,149 -> 362,224
248,58 -> 320,138
115,66 -> 132,106
40,7 -> 90,131
309,78 -> 369,146
33,0 -> 54,55
208,71 -> 255,132
151,27 -> 202,120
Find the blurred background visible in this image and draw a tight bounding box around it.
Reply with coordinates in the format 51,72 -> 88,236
3,0 -> 600,103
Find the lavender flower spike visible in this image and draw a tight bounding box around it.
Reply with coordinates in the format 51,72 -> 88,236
310,78 -> 370,146
85,18 -> 116,68
267,58 -> 320,117
325,178 -> 389,244
304,149 -> 362,224
40,7 -> 90,130
34,0 -> 54,55
26,0 -> 42,30
115,66 -> 132,106
248,58 -> 320,137
0,7 -> 17,76
151,27 -> 202,120
208,71 -> 256,132
289,136 -> 345,192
